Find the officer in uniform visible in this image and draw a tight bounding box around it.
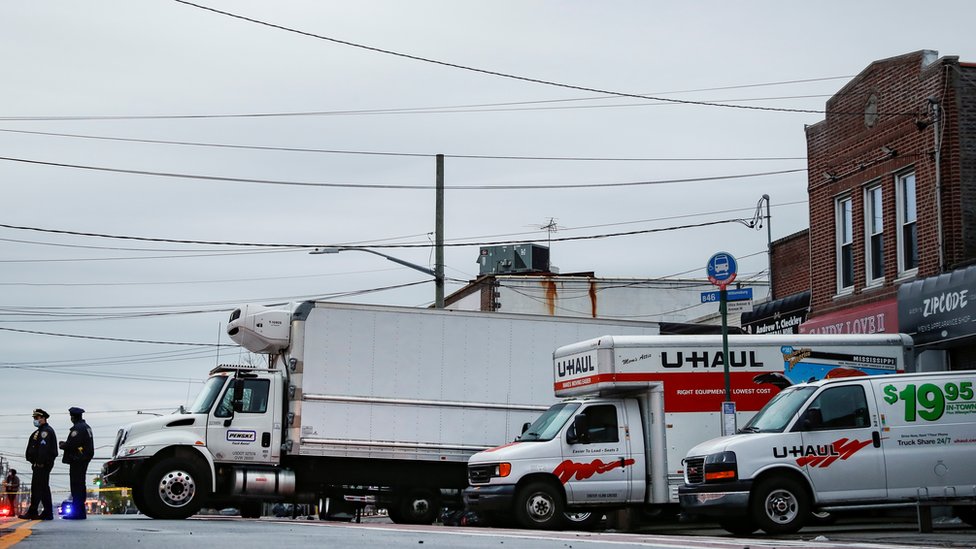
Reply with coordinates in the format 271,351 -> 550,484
60,406 -> 94,520
20,408 -> 58,520
2,468 -> 20,511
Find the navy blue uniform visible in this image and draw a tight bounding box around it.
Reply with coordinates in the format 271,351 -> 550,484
62,418 -> 94,518
24,423 -> 58,519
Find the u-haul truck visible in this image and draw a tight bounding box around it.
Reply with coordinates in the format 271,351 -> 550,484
463,333 -> 912,530
680,368 -> 976,535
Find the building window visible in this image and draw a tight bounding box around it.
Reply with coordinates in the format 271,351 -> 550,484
864,184 -> 884,285
836,195 -> 854,292
896,172 -> 918,274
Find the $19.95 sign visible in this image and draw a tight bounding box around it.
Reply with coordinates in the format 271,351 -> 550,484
706,252 -> 737,289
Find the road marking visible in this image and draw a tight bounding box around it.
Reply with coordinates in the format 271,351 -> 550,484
0,519 -> 34,549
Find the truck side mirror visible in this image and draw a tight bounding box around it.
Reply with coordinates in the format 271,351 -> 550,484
521,422 -> 531,435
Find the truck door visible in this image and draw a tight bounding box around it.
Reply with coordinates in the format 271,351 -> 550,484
798,383 -> 886,501
559,402 -> 635,506
207,375 -> 279,465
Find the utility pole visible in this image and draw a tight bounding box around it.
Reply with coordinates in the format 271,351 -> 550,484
435,154 -> 445,308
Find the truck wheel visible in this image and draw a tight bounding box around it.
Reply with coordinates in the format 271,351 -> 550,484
514,482 -> 565,530
131,486 -> 147,515
240,502 -> 262,518
718,518 -> 758,536
141,457 -> 210,519
391,489 -> 439,524
563,510 -> 602,530
751,476 -> 809,535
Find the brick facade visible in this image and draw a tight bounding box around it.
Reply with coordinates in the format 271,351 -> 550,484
803,50 -> 976,322
769,229 -> 809,300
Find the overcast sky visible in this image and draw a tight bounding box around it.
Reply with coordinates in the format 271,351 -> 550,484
2,1 -> 974,494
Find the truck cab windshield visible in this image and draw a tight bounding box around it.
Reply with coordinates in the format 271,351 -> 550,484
519,402 -> 581,442
187,375 -> 229,414
740,386 -> 816,433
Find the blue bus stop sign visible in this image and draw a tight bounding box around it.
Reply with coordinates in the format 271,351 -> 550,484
706,251 -> 737,289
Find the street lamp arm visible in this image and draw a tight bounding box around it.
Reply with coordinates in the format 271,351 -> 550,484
310,247 -> 439,279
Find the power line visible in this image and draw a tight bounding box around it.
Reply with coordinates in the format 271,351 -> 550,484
0,326 -> 227,346
0,154 -> 804,189
171,0 -> 916,118
0,127 -> 806,162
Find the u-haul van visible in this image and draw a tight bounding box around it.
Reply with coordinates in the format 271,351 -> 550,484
463,333 -> 911,530
680,369 -> 976,535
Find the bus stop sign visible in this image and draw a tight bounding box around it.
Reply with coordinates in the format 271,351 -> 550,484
706,251 -> 737,289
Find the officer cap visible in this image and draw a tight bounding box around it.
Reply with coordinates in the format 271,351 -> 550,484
8,469 -> 14,475
68,406 -> 85,416
32,408 -> 49,419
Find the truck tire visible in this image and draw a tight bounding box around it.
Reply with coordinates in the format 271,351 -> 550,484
141,457 -> 210,519
563,510 -> 602,530
750,476 -> 809,535
240,502 -> 262,518
514,482 -> 565,530
718,518 -> 758,536
390,489 -> 439,525
131,486 -> 147,515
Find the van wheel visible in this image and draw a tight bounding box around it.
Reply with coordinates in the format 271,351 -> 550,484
514,482 -> 564,530
718,518 -> 758,536
141,457 -> 210,519
751,476 -> 809,535
563,510 -> 602,530
957,506 -> 976,527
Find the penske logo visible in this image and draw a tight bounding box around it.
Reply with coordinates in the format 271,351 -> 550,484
226,430 -> 257,442
773,438 -> 873,468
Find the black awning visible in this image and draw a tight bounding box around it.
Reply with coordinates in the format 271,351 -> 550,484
898,263 -> 976,346
740,290 -> 810,335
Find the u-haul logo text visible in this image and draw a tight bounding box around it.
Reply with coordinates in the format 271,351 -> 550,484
226,430 -> 257,443
557,355 -> 594,377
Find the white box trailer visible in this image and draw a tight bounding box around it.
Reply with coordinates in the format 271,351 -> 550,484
102,301 -> 669,522
463,333 -> 913,529
680,369 -> 976,535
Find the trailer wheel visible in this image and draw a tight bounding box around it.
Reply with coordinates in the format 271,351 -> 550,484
389,489 -> 439,525
514,482 -> 565,530
141,457 -> 210,519
718,518 -> 758,536
957,506 -> 976,527
563,510 -> 602,530
750,476 -> 809,535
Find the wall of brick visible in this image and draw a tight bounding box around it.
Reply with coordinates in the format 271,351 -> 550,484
769,229 -> 809,300
803,50 -> 974,321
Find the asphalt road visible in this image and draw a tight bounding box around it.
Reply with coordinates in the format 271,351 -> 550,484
1,513 -> 974,549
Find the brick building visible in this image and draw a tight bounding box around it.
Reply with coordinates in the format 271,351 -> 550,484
759,50 -> 976,370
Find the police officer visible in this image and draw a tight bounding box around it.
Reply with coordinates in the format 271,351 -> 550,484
20,408 -> 58,520
60,406 -> 94,520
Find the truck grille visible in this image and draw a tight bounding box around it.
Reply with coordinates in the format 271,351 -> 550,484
468,465 -> 495,485
684,457 -> 705,484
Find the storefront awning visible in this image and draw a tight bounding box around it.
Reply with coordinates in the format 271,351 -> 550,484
740,291 -> 809,334
898,263 -> 976,346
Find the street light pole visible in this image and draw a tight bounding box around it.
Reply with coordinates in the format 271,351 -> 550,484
310,247 -> 444,306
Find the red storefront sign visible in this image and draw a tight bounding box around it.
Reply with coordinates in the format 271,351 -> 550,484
799,298 -> 898,335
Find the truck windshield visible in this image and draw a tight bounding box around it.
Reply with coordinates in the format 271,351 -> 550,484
187,376 -> 228,414
740,386 -> 817,433
519,402 -> 581,442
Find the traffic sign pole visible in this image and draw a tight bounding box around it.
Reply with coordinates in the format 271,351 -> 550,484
707,252 -> 738,436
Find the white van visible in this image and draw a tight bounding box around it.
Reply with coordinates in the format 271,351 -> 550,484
680,371 -> 976,535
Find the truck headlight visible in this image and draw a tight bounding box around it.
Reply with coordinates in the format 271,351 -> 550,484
704,451 -> 737,482
119,445 -> 146,458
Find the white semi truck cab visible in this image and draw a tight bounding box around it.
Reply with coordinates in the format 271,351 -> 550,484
463,333 -> 913,530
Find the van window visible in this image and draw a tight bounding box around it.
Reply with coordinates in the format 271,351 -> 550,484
804,385 -> 870,430
576,404 -> 619,444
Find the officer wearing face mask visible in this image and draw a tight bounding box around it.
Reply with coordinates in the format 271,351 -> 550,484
60,407 -> 94,519
20,408 -> 58,520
